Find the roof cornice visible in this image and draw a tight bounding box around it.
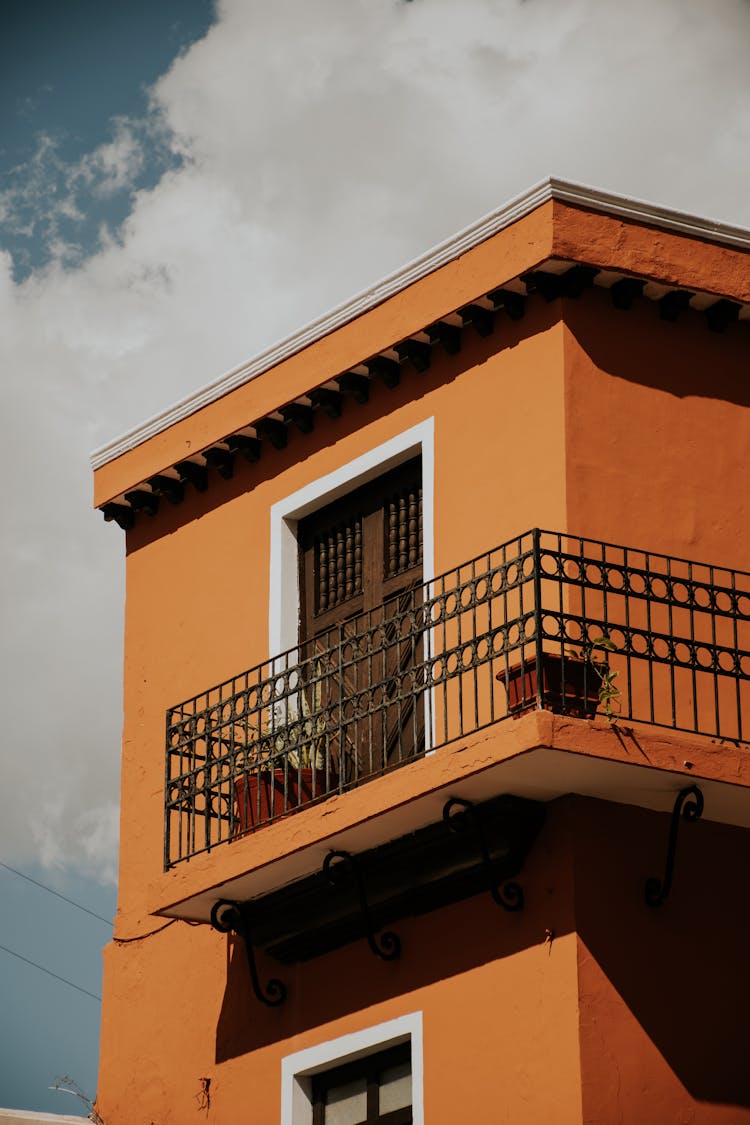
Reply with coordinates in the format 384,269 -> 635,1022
91,177 -> 750,471
545,177 -> 750,249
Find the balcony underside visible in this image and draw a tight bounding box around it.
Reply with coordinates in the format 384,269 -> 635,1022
156,710 -> 750,924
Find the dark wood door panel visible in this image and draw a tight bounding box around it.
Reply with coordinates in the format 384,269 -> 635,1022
298,458 -> 424,785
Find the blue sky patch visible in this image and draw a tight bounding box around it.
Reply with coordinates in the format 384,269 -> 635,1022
0,0 -> 216,278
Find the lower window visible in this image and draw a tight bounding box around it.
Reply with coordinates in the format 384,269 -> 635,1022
281,1011 -> 422,1125
312,1042 -> 412,1125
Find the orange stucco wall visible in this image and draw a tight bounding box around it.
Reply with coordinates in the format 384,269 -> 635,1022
562,288 -> 750,568
98,801 -> 583,1125
100,298 -> 572,1121
96,204 -> 750,1124
115,303 -> 565,929
573,798 -> 750,1125
99,793 -> 750,1123
93,200 -> 750,510
552,201 -> 750,305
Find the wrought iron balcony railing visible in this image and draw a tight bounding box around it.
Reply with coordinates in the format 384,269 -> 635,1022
165,529 -> 750,867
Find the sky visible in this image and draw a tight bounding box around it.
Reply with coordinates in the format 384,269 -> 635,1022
1,0 -> 749,1113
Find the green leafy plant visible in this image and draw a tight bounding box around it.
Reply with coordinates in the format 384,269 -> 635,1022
584,634 -> 622,723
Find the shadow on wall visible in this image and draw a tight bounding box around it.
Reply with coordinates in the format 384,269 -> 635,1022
213,797 -> 576,1062
566,288 -> 750,409
574,796 -> 750,1114
214,789 -> 750,1115
562,291 -> 750,567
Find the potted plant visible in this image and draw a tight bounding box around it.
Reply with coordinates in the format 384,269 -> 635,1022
233,662 -> 336,833
500,635 -> 621,721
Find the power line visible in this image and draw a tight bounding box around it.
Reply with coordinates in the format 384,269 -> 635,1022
0,941 -> 101,1002
0,861 -> 113,926
113,918 -> 177,943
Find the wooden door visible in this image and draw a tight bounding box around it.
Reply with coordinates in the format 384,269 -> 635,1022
298,458 -> 424,786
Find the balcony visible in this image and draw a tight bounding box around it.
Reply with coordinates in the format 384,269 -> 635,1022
164,528 -> 750,868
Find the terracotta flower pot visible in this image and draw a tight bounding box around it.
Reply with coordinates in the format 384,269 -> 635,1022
233,767 -> 337,833
499,654 -> 600,719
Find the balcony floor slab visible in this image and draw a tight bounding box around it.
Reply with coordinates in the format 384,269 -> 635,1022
153,710 -> 750,923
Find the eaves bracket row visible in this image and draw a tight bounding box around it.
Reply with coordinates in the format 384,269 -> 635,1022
101,262 -> 748,531
208,786 -> 705,1007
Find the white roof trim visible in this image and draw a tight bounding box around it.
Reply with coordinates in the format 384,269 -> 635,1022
91,177 -> 750,470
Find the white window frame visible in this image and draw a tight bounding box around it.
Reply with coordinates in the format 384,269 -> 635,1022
269,419 -> 435,656
280,1011 -> 424,1125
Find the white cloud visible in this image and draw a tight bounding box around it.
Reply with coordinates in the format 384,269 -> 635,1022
1,0 -> 749,881
72,117 -> 146,198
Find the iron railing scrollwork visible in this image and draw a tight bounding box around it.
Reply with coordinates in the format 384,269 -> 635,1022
165,529 -> 750,867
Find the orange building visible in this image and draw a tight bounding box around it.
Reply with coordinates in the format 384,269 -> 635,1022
92,180 -> 750,1124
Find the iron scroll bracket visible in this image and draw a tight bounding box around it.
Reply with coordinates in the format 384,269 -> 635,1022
442,797 -> 524,912
644,785 -> 704,909
210,899 -> 287,1007
323,850 -> 401,961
